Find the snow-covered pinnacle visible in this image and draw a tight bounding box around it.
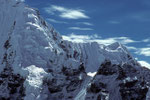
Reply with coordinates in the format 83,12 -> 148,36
0,0 -> 148,100
0,0 -> 63,72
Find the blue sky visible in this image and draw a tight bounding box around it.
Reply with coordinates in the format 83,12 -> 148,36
25,0 -> 150,67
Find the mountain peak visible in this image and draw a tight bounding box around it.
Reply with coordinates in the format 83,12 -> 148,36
0,1 -> 149,100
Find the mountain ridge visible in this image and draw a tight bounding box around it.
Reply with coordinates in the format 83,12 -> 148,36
0,0 -> 150,100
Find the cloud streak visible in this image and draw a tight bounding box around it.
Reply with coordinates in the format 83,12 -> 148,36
142,38 -> 150,42
135,48 -> 150,56
77,22 -> 93,26
108,21 -> 120,24
16,0 -> 25,2
131,12 -> 150,22
44,5 -> 89,19
62,34 -> 137,45
47,18 -> 68,24
68,27 -> 93,31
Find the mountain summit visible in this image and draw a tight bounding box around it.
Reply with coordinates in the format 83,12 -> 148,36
0,0 -> 150,100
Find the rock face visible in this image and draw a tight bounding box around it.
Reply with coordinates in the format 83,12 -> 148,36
86,60 -> 150,100
0,67 -> 25,100
0,0 -> 150,100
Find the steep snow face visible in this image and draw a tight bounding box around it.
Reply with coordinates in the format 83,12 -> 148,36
63,41 -> 136,72
0,0 -> 64,99
0,0 -> 63,73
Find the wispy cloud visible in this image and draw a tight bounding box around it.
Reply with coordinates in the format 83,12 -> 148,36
138,61 -> 150,69
126,46 -> 137,51
68,27 -> 93,31
108,21 -> 120,24
44,5 -> 89,19
77,22 -> 93,26
16,0 -> 25,2
131,12 -> 150,22
62,34 -> 137,45
47,18 -> 68,24
135,48 -> 150,56
62,34 -> 99,43
142,38 -> 150,42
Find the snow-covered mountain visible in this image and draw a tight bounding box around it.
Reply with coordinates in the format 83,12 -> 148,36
0,0 -> 150,100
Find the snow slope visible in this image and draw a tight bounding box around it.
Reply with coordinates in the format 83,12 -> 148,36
0,0 -> 136,73
0,0 -> 150,100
